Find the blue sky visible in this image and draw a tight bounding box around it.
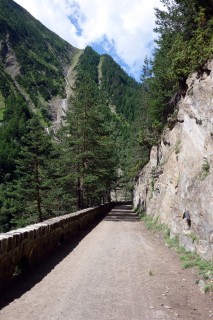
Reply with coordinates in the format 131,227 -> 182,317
14,0 -> 162,81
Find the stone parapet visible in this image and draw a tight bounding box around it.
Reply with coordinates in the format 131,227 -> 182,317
0,203 -> 113,290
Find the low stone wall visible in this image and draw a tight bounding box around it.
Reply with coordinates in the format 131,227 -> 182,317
0,203 -> 113,290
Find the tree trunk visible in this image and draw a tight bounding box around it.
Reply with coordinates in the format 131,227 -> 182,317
77,176 -> 82,210
35,156 -> 43,222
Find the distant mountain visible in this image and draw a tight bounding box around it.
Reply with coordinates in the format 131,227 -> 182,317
76,46 -> 139,121
100,54 -> 139,121
0,0 -> 139,125
0,0 -> 139,212
0,0 -> 77,122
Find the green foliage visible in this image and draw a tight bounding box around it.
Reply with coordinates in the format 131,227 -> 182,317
0,67 -> 14,102
201,158 -> 210,175
204,283 -> 213,294
61,71 -> 117,209
1,0 -> 213,232
0,93 -> 31,183
180,250 -> 213,280
190,233 -> 198,243
76,46 -> 140,190
0,0 -> 141,210
175,140 -> 181,154
0,116 -> 59,228
101,54 -> 139,122
0,7 -> 139,230
142,214 -> 159,230
154,2 -> 213,94
168,13 -> 213,80
140,213 -> 174,243
0,3 -> 138,230
197,158 -> 210,181
165,236 -> 179,248
77,46 -> 100,84
131,0 -> 213,178
140,211 -> 212,291
0,0 -> 76,119
0,108 -> 4,121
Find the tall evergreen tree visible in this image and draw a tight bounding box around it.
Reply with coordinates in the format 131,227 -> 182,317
0,94 -> 31,183
9,115 -> 57,226
62,73 -> 117,209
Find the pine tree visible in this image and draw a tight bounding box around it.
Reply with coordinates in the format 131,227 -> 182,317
10,115 -> 57,226
62,73 -> 117,209
0,94 -> 31,183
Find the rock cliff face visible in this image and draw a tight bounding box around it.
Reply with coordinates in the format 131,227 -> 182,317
133,60 -> 213,260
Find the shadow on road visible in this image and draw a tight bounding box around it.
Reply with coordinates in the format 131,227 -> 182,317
0,205 -> 138,309
104,205 -> 139,222
0,217 -> 104,310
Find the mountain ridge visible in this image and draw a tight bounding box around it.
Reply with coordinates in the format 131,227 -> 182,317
0,0 -> 139,230
0,0 -> 139,125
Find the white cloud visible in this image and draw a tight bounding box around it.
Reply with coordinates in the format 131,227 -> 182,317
14,0 -> 162,80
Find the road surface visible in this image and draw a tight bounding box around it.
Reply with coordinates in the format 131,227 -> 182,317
0,205 -> 212,319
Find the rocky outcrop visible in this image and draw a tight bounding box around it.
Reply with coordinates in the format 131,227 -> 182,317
134,60 -> 213,260
50,49 -> 83,131
2,35 -> 21,78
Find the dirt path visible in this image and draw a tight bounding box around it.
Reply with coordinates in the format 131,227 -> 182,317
0,206 -> 212,320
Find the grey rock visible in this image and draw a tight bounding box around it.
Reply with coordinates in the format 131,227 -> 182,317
134,59 -> 213,260
198,280 -> 206,294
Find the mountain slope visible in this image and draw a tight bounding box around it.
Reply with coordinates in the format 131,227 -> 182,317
0,0 -> 77,122
0,0 -> 139,199
101,54 -> 139,121
75,46 -> 139,122
0,0 -> 139,125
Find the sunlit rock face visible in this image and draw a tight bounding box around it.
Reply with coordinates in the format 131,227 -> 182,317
134,60 -> 213,260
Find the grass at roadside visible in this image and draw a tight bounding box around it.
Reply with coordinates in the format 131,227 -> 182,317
137,210 -> 213,294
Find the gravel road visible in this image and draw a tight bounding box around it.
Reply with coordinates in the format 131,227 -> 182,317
0,205 -> 212,320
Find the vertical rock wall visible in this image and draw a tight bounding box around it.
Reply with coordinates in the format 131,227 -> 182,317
134,61 -> 213,260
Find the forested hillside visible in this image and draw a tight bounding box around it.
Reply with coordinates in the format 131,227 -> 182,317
0,0 -> 140,231
101,54 -> 138,121
1,0 -> 212,232
0,0 -> 76,184
76,47 -> 140,191
0,0 -> 75,109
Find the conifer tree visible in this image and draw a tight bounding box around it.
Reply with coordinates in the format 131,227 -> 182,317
62,73 -> 117,209
10,115 -> 56,226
